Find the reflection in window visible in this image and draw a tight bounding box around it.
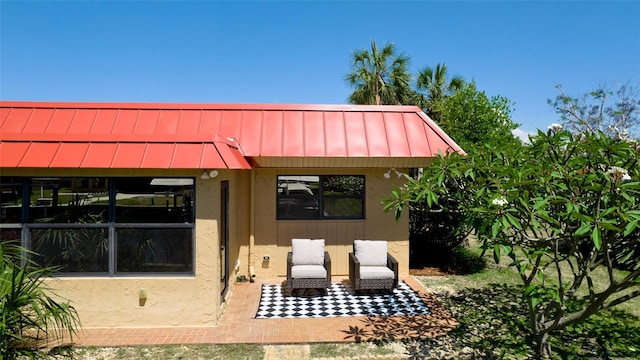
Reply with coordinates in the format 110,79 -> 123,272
115,178 -> 194,223
31,227 -> 108,273
277,175 -> 364,220
116,228 -> 192,273
30,178 -> 108,223
1,178 -> 23,223
323,176 -> 365,218
277,176 -> 320,219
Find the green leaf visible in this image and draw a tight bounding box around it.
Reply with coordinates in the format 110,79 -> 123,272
505,213 -> 522,230
575,223 -> 592,236
501,215 -> 510,229
492,220 -> 501,238
533,199 -> 548,210
493,244 -> 501,264
591,226 -> 602,250
624,221 -> 638,237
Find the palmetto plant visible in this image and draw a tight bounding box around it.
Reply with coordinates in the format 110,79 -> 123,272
0,241 -> 81,359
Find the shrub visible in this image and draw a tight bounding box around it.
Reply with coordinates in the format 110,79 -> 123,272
0,241 -> 81,359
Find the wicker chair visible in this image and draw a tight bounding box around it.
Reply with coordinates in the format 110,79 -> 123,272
349,240 -> 398,292
286,238 -> 331,295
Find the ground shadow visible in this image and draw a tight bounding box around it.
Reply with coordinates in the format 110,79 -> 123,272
343,284 -> 640,359
341,290 -> 458,343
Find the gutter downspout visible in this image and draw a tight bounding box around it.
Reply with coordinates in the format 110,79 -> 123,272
249,169 -> 256,282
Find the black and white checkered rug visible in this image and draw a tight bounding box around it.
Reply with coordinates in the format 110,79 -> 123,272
255,281 -> 430,319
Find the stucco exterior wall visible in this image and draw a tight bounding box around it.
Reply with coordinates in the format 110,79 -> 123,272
251,168 -> 410,278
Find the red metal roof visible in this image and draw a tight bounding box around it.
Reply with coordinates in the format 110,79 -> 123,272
0,101 -> 463,169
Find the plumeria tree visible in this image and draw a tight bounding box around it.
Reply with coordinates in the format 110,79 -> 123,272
384,126 -> 640,358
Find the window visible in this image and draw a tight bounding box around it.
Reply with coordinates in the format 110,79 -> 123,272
1,177 -> 24,224
0,176 -> 195,275
277,175 -> 364,220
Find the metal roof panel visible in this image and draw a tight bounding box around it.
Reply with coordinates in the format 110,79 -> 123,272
218,110 -> 243,141
111,143 -> 145,168
0,142 -> 29,167
0,107 -> 12,126
176,110 -> 202,135
198,110 -> 221,136
112,109 -> 138,135
281,111 -> 304,157
82,143 -> 117,168
50,143 -> 90,167
22,109 -> 53,134
46,109 -> 76,134
239,110 -> 263,156
172,143 -> 204,169
323,111 -> 348,157
260,111 -> 283,156
302,111 -> 325,156
214,143 -> 252,169
343,111 -> 368,156
404,113 -> 433,156
68,109 -> 96,134
156,110 -> 180,135
133,110 -> 159,135
383,112 -> 411,157
141,143 -> 175,168
1,108 -> 31,133
20,143 -> 59,167
91,109 -> 117,134
363,112 -> 390,157
200,144 -> 230,169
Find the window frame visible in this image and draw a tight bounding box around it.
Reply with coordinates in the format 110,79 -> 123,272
0,176 -> 196,277
276,175 -> 365,220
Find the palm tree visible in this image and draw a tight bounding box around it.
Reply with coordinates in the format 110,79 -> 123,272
345,41 -> 413,105
416,63 -> 464,120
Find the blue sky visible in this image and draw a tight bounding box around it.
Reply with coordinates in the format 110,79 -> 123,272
1,1 -> 638,136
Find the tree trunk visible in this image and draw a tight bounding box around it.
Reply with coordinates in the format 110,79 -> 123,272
534,331 -> 552,359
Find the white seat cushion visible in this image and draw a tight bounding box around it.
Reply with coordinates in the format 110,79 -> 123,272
358,266 -> 394,279
291,265 -> 327,279
291,238 -> 325,266
354,240 -> 388,266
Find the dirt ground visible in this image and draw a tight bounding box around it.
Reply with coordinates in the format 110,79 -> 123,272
409,266 -> 451,276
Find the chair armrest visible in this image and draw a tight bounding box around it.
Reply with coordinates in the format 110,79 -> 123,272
349,252 -> 360,282
387,253 -> 399,286
324,251 -> 331,282
287,252 -> 293,280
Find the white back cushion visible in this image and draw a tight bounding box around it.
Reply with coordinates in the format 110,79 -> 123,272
354,240 -> 388,266
291,238 -> 325,266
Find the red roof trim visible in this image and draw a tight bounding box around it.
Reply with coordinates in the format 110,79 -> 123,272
0,100 -> 423,113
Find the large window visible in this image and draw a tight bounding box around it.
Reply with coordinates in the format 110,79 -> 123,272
277,175 -> 365,220
0,177 -> 195,275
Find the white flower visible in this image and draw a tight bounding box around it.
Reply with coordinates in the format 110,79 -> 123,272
547,123 -> 563,132
492,197 -> 508,206
606,166 -> 632,182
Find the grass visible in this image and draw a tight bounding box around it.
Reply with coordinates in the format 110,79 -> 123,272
53,344 -> 264,360
309,342 -> 406,358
